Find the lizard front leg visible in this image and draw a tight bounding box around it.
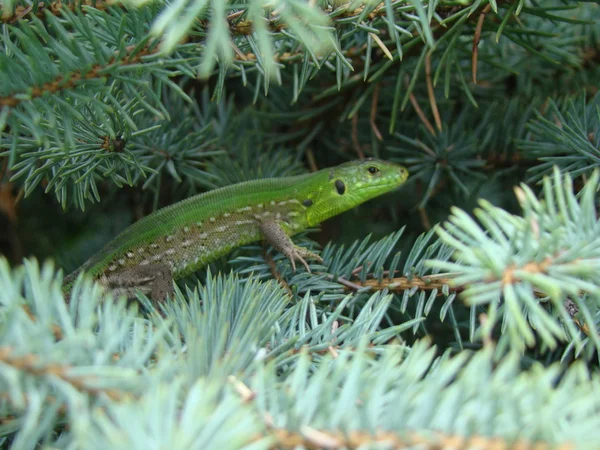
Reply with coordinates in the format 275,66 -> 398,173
259,220 -> 323,272
100,263 -> 174,304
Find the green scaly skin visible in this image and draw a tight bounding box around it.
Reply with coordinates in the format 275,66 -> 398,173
63,159 -> 408,300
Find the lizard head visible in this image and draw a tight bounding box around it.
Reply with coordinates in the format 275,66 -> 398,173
305,158 -> 409,226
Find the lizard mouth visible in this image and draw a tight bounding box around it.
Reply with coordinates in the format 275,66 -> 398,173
365,170 -> 408,190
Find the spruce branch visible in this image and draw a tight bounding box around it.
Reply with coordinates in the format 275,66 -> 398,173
229,227 -> 458,342
0,258 -> 173,444
204,145 -> 306,187
0,0 -> 116,23
0,346 -> 126,401
427,167 -> 600,356
83,376 -> 266,450
245,342 -> 600,449
150,0 -> 334,79
71,341 -> 600,449
3,256 -> 600,447
389,106 -> 489,207
2,0 -> 600,447
3,0 -> 589,195
0,2 -> 198,189
343,273 -> 459,295
522,93 -> 600,182
265,428 -> 574,450
3,87 -> 221,209
0,6 -> 170,112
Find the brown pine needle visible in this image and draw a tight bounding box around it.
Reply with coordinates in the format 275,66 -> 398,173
405,75 -> 435,135
472,4 -> 491,84
409,92 -> 435,136
419,206 -> 432,230
369,32 -> 394,61
231,42 -> 248,61
370,83 -> 383,141
352,115 -> 365,159
306,148 -> 318,172
425,54 -> 442,132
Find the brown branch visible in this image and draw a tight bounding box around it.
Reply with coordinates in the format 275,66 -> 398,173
500,256 -> 553,287
341,275 -> 462,294
1,1 -> 501,117
0,346 -> 125,400
498,253 -> 593,337
337,259 -> 592,337
1,0 -> 116,24
269,428 -> 573,450
0,43 -> 156,108
229,377 -> 574,450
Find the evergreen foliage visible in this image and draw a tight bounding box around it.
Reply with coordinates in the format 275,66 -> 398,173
1,0 -> 600,448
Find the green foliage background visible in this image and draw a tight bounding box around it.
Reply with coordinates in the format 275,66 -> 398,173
1,0 -> 600,448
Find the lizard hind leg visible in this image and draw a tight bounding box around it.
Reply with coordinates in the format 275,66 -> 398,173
100,263 -> 174,305
149,264 -> 175,304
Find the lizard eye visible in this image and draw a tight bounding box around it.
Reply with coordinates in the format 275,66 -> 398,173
367,166 -> 379,175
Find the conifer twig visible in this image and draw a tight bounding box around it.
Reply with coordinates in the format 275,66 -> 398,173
352,115 -> 365,159
229,376 -> 575,450
406,77 -> 435,135
0,346 -> 125,400
370,83 -> 384,141
341,275 -> 461,294
425,54 -> 441,132
472,4 -> 492,84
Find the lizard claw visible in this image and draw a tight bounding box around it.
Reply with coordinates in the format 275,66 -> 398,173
285,246 -> 323,273
258,220 -> 323,274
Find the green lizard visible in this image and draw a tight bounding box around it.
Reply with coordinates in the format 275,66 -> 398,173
63,159 -> 408,303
